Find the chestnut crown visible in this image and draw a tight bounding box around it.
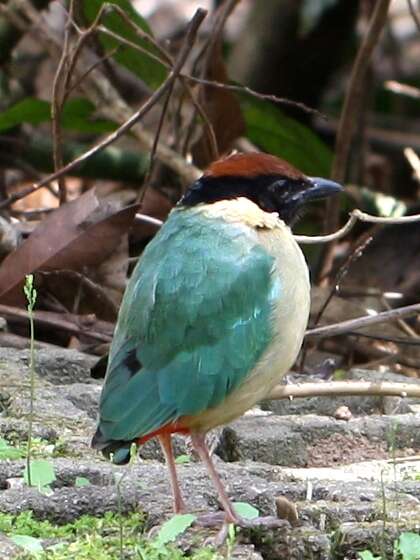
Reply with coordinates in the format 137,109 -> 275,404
180,153 -> 342,225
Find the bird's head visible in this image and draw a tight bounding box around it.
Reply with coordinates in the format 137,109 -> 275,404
180,152 -> 342,225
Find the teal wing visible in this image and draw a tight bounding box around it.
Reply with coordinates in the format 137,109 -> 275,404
94,208 -> 279,450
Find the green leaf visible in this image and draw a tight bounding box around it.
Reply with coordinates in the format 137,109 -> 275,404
0,438 -> 24,460
397,532 -> 420,560
242,95 -> 332,176
24,460 -> 56,489
155,513 -> 196,545
233,502 -> 259,520
10,534 -> 43,553
84,1 -> 167,88
0,98 -> 50,131
358,551 -> 382,560
75,477 -> 91,487
174,454 -> 191,465
61,98 -> 116,133
0,97 -> 116,133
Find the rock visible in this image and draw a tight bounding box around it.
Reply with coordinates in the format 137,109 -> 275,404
230,544 -> 264,559
215,413 -> 420,467
8,383 -> 97,431
0,347 -> 97,385
334,520 -> 420,559
1,341 -> 419,558
299,500 -> 377,531
60,383 -> 101,420
249,525 -> 331,560
334,405 -> 352,421
139,433 -> 190,462
0,418 -> 57,442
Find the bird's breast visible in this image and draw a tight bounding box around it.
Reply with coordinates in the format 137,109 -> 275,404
188,218 -> 310,431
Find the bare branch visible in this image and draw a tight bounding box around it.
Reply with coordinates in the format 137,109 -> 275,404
385,80 -> 420,99
305,302 -> 420,340
184,76 -> 324,117
51,0 -> 76,205
132,207 -> 420,245
267,380 -> 420,400
295,209 -> 420,244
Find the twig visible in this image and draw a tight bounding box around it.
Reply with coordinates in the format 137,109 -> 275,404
299,234 -> 372,372
76,2 -> 216,157
134,213 -> 163,227
51,0 -> 75,205
267,380 -> 420,400
182,0 -> 239,158
313,236 -> 372,327
98,21 -> 322,117
380,295 -> 419,339
184,76 -> 323,117
132,208 -> 420,243
407,0 -> 420,31
138,84 -> 175,205
404,147 -> 420,184
95,25 -> 219,166
0,9 -> 207,211
319,0 -> 391,281
17,0 -> 203,188
0,303 -> 113,342
65,47 -> 120,98
295,209 -> 420,244
347,331 -> 420,345
384,80 -> 420,99
305,302 -> 420,339
39,269 -> 119,319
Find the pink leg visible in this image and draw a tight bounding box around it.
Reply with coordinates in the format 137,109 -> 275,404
190,431 -> 238,524
158,433 -> 187,514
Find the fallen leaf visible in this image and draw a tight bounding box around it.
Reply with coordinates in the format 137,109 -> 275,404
0,189 -> 139,304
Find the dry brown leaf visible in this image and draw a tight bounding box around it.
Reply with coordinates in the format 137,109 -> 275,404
0,189 -> 139,304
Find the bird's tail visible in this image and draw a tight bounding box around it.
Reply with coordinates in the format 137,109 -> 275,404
91,426 -> 134,465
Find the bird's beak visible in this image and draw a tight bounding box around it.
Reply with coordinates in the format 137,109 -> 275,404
301,177 -> 343,202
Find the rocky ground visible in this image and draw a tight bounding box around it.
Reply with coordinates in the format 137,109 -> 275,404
0,346 -> 419,559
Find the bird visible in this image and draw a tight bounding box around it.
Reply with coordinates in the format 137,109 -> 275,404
92,152 -> 341,528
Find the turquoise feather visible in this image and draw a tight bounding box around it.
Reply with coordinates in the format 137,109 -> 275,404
95,207 -> 280,446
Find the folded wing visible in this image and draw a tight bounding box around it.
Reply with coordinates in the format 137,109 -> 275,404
94,209 -> 279,447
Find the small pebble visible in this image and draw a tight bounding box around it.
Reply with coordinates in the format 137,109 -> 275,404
334,406 -> 352,421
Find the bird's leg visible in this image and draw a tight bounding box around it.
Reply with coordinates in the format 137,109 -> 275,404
158,433 -> 187,514
190,431 -> 238,524
190,431 -> 289,545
